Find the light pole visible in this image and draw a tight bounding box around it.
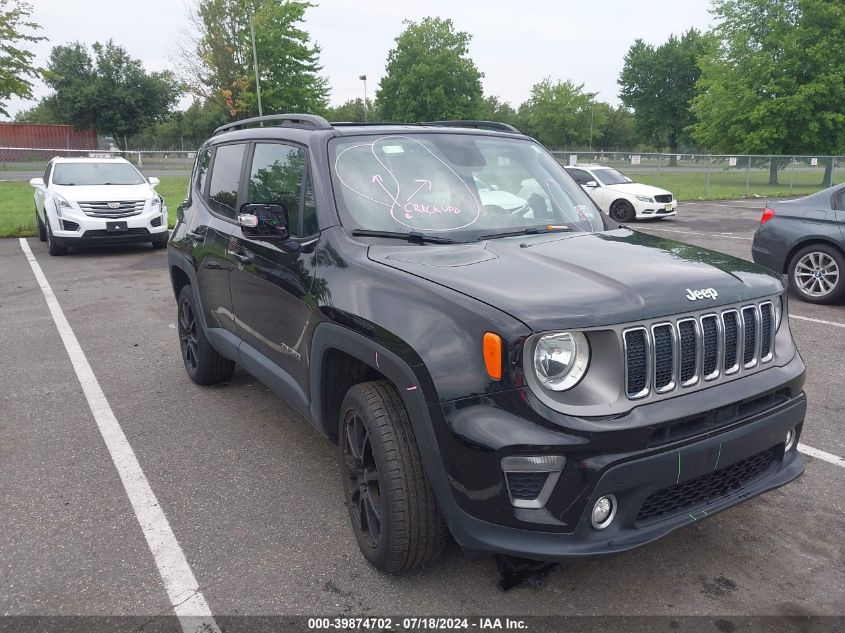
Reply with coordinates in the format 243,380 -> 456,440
359,74 -> 368,122
250,14 -> 263,118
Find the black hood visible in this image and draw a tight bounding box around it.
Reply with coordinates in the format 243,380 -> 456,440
368,228 -> 783,331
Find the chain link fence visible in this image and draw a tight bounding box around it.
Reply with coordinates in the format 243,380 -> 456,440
2,146 -> 844,202
0,147 -> 196,177
549,151 -> 844,200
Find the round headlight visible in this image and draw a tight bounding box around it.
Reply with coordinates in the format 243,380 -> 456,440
533,331 -> 590,391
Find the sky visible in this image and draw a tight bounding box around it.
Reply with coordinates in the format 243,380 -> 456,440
9,0 -> 715,117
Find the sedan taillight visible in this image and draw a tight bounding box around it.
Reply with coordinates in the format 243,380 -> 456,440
760,208 -> 775,224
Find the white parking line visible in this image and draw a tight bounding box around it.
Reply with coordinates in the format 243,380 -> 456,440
798,444 -> 845,469
790,314 -> 845,329
640,227 -> 754,241
19,238 -> 219,633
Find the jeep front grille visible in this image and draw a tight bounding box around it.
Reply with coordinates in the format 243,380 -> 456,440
623,300 -> 775,400
78,200 -> 146,218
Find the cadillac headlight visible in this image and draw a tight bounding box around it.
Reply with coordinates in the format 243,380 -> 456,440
53,193 -> 72,217
533,331 -> 590,391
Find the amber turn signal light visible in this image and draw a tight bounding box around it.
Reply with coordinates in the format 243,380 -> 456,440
483,332 -> 503,380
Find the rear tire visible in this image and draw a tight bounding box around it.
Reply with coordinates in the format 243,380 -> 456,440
36,208 -> 47,242
339,381 -> 449,572
177,284 -> 236,384
609,199 -> 636,223
788,243 -> 845,305
46,219 -> 67,256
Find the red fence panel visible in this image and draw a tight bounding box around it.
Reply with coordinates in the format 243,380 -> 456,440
0,123 -> 98,160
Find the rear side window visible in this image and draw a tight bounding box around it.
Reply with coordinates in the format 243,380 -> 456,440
195,147 -> 211,195
567,168 -> 591,185
246,142 -> 317,237
207,143 -> 247,219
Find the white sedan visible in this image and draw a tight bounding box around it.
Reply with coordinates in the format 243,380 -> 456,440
564,164 -> 677,222
30,157 -> 169,255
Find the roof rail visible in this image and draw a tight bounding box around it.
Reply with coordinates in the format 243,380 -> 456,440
421,120 -> 521,134
331,121 -> 421,127
213,113 -> 332,136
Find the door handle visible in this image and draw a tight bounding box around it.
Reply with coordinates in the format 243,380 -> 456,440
227,249 -> 253,264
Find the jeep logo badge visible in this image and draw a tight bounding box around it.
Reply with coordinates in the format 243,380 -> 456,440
685,287 -> 718,301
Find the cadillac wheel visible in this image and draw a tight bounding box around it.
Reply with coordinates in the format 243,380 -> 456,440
339,381 -> 448,573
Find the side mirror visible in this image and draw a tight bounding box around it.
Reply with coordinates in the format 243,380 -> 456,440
585,180 -> 599,188
148,176 -> 160,187
29,177 -> 44,187
238,202 -> 289,238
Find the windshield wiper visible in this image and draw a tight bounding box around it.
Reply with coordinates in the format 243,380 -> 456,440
478,225 -> 574,241
351,229 -> 455,244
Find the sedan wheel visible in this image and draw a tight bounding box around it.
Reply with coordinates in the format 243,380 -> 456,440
609,199 -> 635,223
789,244 -> 845,304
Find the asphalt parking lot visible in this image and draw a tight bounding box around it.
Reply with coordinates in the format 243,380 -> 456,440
1,200 -> 843,628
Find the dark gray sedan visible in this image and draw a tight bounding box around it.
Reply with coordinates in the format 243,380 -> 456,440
752,184 -> 845,304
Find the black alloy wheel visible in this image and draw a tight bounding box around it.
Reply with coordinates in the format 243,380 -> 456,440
609,199 -> 636,223
342,409 -> 383,548
178,295 -> 199,373
175,285 -> 236,384
338,381 -> 449,572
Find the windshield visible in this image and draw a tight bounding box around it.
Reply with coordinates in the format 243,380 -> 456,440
594,168 -> 634,186
329,134 -> 605,240
52,162 -> 146,186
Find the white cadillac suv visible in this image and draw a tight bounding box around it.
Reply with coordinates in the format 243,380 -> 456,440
563,163 -> 677,222
29,157 -> 169,255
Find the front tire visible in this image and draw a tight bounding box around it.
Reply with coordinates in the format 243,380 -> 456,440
177,284 -> 236,384
36,208 -> 47,242
788,243 -> 845,304
152,236 -> 168,250
339,381 -> 448,572
609,199 -> 636,223
46,219 -> 67,256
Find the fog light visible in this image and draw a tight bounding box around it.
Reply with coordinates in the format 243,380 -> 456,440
785,427 -> 796,452
591,495 -> 617,530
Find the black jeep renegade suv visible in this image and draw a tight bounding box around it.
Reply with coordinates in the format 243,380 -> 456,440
168,114 -> 806,572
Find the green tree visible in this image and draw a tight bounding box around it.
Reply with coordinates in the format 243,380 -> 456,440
128,99 -> 229,149
478,95 -> 520,129
326,98 -> 375,122
13,97 -> 58,123
0,0 -> 44,116
376,17 -> 483,122
594,104 -> 638,151
517,78 -> 601,148
692,0 -> 845,185
619,29 -> 713,161
182,0 -> 328,119
44,41 -> 179,149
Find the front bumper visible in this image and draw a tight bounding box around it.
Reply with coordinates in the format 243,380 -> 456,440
49,202 -> 168,246
426,353 -> 805,561
635,198 -> 677,218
